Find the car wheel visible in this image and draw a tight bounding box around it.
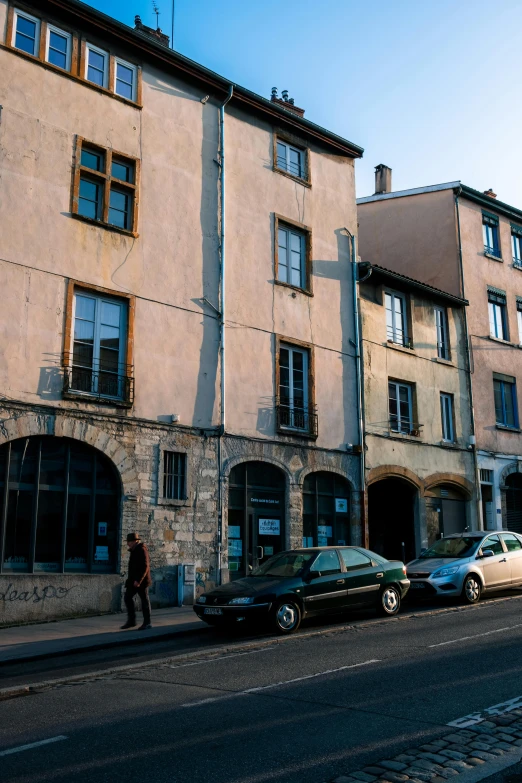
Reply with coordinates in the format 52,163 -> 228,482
462,574 -> 481,604
378,585 -> 401,616
272,600 -> 301,634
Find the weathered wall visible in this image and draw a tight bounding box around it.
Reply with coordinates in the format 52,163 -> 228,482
357,189 -> 461,297
458,199 -> 522,456
360,277 -> 477,547
0,574 -> 121,625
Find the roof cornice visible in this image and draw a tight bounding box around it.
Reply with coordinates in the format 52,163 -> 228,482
361,264 -> 468,306
43,0 -> 363,158
458,185 -> 522,225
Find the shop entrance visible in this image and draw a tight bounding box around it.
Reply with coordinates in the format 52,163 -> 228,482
425,484 -> 468,546
227,462 -> 286,579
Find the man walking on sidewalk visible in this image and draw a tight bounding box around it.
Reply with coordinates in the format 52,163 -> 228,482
121,532 -> 152,631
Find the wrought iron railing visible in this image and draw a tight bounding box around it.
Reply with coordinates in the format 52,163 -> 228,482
63,362 -> 134,405
513,257 -> 522,269
389,419 -> 423,437
484,245 -> 501,258
276,403 -> 318,437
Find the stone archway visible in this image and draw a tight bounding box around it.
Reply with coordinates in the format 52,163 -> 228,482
0,412 -> 139,495
367,469 -> 421,563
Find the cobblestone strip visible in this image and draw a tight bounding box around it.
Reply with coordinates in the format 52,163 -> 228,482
326,708 -> 522,783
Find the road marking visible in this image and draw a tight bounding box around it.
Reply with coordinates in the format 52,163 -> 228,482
180,658 -> 380,708
448,695 -> 522,727
163,648 -> 271,669
0,736 -> 67,757
429,622 -> 522,648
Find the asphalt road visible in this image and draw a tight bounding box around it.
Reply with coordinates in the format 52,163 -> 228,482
3,594 -> 522,783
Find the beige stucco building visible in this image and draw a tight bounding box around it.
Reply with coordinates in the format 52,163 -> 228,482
0,0 -> 364,623
358,263 -> 477,562
358,169 -> 522,538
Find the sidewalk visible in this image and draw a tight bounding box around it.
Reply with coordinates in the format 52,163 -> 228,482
0,607 -> 205,664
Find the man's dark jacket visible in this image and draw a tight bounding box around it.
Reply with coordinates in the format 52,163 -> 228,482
126,542 -> 152,589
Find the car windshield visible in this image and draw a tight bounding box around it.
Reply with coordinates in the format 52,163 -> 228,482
419,537 -> 481,559
251,552 -> 314,578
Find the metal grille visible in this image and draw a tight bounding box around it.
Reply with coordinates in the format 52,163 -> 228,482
276,404 -> 318,437
163,452 -> 186,500
63,362 -> 134,405
480,469 -> 493,483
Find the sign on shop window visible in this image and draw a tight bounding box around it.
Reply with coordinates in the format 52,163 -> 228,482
94,546 -> 109,562
335,498 -> 348,513
259,518 -> 280,535
228,539 -> 242,556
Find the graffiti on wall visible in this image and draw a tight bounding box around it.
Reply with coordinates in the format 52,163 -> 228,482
0,583 -> 77,604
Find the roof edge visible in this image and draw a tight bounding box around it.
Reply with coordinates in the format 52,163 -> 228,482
44,0 -> 364,158
357,181 -> 461,204
360,263 -> 468,306
459,185 -> 522,224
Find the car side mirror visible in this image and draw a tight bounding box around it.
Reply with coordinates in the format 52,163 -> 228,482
307,569 -> 321,580
481,549 -> 494,559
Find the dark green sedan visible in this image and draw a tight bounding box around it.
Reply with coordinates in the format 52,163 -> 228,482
194,546 -> 410,634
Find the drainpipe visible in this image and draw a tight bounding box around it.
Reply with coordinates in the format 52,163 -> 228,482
344,228 -> 365,545
216,85 -> 234,584
454,187 -> 482,531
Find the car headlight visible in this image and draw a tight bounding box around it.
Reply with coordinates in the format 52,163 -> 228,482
432,566 -> 460,578
228,596 -> 255,605
197,596 -> 207,604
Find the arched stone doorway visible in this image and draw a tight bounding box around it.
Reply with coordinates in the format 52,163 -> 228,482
368,477 -> 417,563
302,471 -> 351,547
227,461 -> 286,579
506,474 -> 522,534
425,484 -> 469,545
0,436 -> 121,574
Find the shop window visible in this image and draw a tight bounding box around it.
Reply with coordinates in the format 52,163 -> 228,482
0,437 -> 120,574
302,472 -> 350,547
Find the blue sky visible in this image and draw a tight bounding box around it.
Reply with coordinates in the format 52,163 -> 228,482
85,0 -> 522,207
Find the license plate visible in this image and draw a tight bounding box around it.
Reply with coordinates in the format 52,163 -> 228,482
204,607 -> 223,615
410,583 -> 425,589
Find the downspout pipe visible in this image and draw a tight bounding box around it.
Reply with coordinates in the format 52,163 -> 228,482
454,187 -> 482,530
217,85 -> 234,585
344,228 -> 365,544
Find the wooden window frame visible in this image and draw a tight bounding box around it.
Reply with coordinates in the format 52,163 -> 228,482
63,279 -> 135,408
385,289 -> 410,347
10,5 -> 41,58
435,306 -> 451,360
113,56 -> 138,102
275,334 -> 317,440
274,213 -> 313,296
440,392 -> 455,443
388,378 -> 418,436
72,136 -> 140,237
4,4 -> 142,107
84,40 -> 109,89
273,132 -> 311,187
45,22 -> 72,72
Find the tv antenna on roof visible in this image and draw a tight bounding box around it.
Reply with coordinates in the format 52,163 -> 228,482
152,1 -> 160,28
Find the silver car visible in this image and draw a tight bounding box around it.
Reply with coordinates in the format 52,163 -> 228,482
406,531 -> 522,604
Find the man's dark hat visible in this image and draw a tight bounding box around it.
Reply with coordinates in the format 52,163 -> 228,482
127,532 -> 140,542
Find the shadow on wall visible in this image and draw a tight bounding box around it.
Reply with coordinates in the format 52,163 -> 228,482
314,229 -> 355,450
192,96 -> 220,427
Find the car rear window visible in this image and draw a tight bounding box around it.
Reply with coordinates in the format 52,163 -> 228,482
340,549 -> 372,570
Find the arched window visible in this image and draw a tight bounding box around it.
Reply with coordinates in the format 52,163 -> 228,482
0,437 -> 120,573
303,472 -> 350,547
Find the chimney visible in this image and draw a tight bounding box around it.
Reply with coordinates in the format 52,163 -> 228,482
134,14 -> 170,47
270,87 -> 305,117
375,164 -> 392,194
483,188 -> 497,199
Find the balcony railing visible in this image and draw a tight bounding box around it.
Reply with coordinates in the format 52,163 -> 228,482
276,403 -> 318,437
63,360 -> 134,406
484,245 -> 501,258
513,257 -> 522,270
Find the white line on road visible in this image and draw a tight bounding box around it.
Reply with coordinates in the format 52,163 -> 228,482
164,647 -> 271,669
448,695 -> 522,727
0,736 -> 67,757
429,622 -> 522,648
180,658 -> 380,708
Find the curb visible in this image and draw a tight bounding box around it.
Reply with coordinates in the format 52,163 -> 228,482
2,592 -> 522,701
